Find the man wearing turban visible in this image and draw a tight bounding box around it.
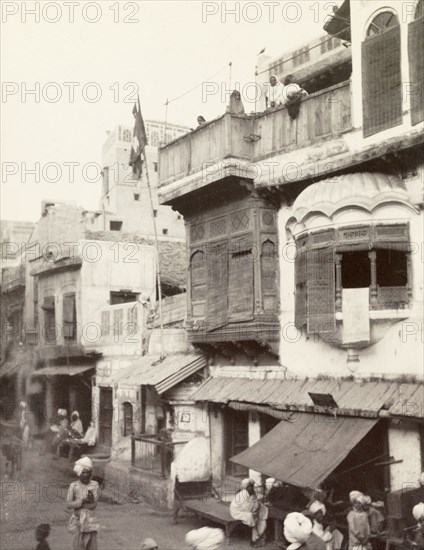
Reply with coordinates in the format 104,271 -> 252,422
284,512 -> 327,550
67,456 -> 100,549
185,527 -> 224,549
230,478 -> 268,546
347,494 -> 371,550
308,501 -> 343,550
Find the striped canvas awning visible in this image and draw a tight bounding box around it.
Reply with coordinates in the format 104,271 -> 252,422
117,354 -> 207,395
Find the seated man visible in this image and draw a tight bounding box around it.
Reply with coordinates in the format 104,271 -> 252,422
230,478 -> 268,547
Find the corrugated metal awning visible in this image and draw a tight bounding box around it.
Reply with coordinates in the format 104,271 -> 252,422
32,365 -> 94,376
117,354 -> 207,395
230,412 -> 378,488
191,377 -> 424,418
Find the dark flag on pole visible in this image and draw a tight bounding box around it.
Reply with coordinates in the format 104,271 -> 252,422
129,95 -> 148,180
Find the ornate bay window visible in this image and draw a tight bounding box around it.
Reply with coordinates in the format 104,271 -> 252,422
288,172 -> 418,345
294,223 -> 412,334
187,195 -> 279,346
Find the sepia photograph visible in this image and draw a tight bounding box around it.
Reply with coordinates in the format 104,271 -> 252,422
0,0 -> 423,549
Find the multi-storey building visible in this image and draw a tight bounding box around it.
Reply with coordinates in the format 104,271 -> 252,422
98,122 -> 188,238
157,0 -> 424,517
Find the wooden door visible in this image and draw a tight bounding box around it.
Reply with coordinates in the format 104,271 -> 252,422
225,409 -> 249,477
99,387 -> 113,447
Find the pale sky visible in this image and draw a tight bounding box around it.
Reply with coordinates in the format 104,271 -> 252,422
1,0 -> 341,222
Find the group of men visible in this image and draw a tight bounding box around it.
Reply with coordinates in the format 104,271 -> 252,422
229,479 -> 424,549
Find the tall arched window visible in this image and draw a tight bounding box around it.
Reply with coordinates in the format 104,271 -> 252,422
409,0 -> 424,124
362,11 -> 402,136
190,250 -> 206,319
261,240 -> 277,312
122,402 -> 133,436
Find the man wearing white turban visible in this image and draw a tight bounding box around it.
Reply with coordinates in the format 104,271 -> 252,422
284,512 -> 316,550
67,456 -> 100,549
265,75 -> 284,108
308,501 -> 343,550
347,494 -> 371,550
185,527 -> 224,549
230,478 -> 268,546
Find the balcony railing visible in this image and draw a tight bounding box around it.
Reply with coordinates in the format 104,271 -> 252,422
158,81 -> 352,190
158,114 -> 253,187
131,434 -> 174,478
253,80 -> 352,160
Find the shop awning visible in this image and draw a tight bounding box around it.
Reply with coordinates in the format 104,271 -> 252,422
32,365 -> 94,376
230,412 -> 378,488
117,354 -> 207,395
191,376 -> 423,418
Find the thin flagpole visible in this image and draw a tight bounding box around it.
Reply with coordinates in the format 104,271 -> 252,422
164,98 -> 169,144
137,97 -> 165,361
228,62 -> 232,91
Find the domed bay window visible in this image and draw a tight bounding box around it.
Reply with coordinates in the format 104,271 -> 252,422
287,173 -> 416,346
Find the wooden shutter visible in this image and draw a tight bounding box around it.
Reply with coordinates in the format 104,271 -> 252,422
306,248 -> 336,334
295,242 -> 307,329
190,250 -> 206,318
362,25 -> 402,137
206,241 -> 228,331
63,293 -> 76,339
228,236 -> 254,321
261,240 -> 277,313
409,16 -> 424,125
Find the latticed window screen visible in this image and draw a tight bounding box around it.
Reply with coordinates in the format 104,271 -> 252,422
295,247 -> 308,329
228,237 -> 254,321
306,248 -> 336,334
362,23 -> 402,137
261,240 -> 277,312
408,14 -> 424,125
206,241 -> 228,332
190,250 -> 206,318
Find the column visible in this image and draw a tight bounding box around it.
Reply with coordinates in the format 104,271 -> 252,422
368,251 -> 377,305
335,254 -> 342,311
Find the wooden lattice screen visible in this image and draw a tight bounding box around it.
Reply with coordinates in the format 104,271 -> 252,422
362,25 -> 402,137
408,16 -> 424,125
206,241 -> 228,332
306,248 -> 336,334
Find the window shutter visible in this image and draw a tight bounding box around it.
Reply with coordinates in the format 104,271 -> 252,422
306,248 -> 336,334
228,237 -> 254,321
63,294 -> 76,339
362,25 -> 402,137
190,250 -> 206,318
295,241 -> 307,329
409,16 -> 424,125
206,241 -> 228,331
261,240 -> 277,313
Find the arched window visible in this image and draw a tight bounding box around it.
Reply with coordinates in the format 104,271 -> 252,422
362,12 -> 402,136
366,11 -> 398,37
409,0 -> 424,124
190,250 -> 206,319
261,240 -> 277,312
122,402 -> 133,436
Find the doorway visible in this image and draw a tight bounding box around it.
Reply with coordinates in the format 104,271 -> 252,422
99,387 -> 113,447
224,408 -> 249,477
